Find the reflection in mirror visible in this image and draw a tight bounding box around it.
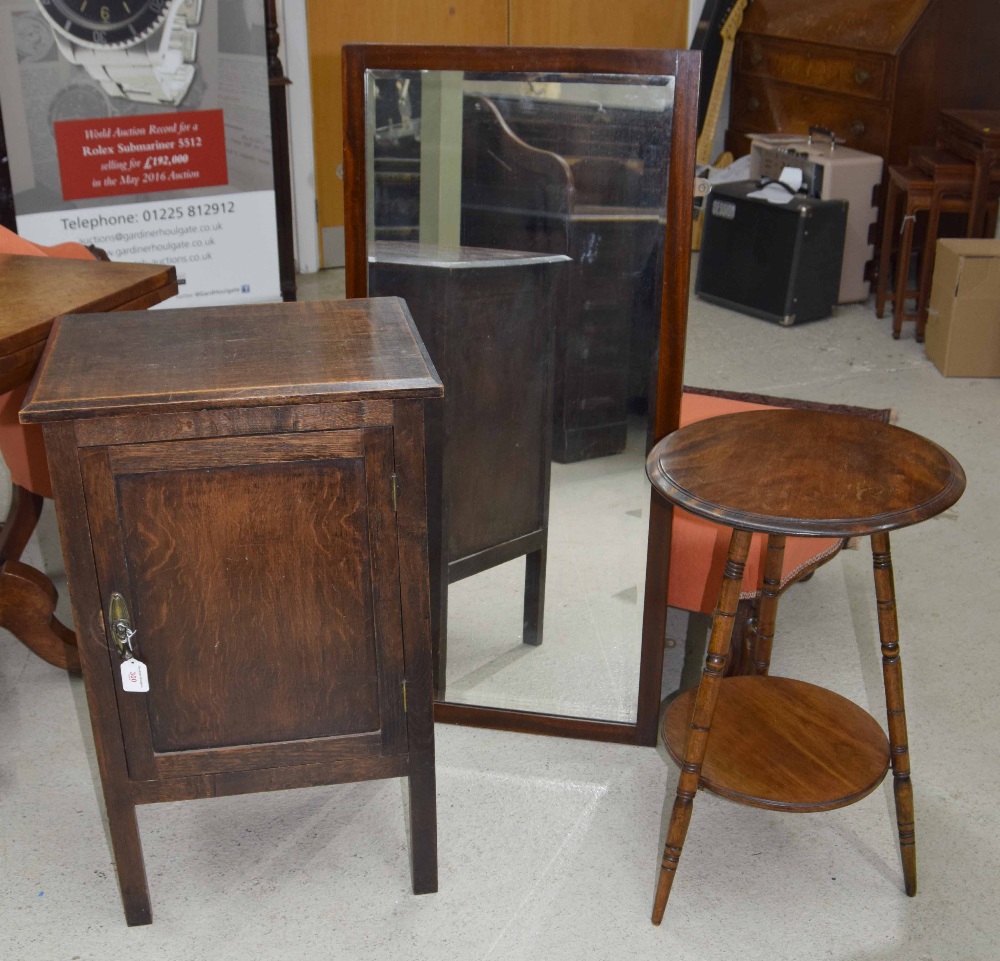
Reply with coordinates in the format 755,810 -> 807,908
365,70 -> 674,723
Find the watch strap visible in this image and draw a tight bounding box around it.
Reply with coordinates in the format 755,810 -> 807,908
67,0 -> 203,107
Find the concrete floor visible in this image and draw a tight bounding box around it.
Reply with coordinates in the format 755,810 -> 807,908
2,271 -> 998,960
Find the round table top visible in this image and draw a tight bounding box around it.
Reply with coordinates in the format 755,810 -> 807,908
646,409 -> 966,537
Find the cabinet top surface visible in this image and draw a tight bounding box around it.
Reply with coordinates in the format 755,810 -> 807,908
21,298 -> 442,423
0,254 -> 176,357
741,0 -> 931,52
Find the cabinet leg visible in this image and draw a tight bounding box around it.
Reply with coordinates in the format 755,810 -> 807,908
106,797 -> 152,925
751,534 -> 785,675
523,546 -> 546,646
407,751 -> 438,895
652,528 -> 752,924
870,532 -> 917,897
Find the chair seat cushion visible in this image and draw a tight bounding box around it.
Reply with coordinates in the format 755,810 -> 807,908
666,391 -> 842,613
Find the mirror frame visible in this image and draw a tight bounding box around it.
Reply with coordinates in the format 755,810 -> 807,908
343,43 -> 698,746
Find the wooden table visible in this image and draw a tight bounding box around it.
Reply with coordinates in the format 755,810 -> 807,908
0,254 -> 176,672
937,109 -> 1000,239
645,409 -> 966,924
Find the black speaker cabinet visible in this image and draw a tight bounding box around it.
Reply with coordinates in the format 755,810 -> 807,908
696,181 -> 848,325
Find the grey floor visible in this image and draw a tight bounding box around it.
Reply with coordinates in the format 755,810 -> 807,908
3,268 -> 999,960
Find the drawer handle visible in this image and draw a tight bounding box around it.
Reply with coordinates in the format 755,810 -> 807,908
747,96 -> 760,112
854,68 -> 872,86
850,121 -> 867,138
750,50 -> 763,66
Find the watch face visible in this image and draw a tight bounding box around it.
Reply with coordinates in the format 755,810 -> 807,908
35,0 -> 171,49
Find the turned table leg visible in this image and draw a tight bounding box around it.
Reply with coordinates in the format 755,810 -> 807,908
871,531 -> 917,896
653,528 -> 752,924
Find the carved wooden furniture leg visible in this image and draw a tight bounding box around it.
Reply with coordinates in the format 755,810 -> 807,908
0,482 -> 44,563
870,531 -> 917,896
0,560 -> 79,672
652,527 -> 752,924
0,483 -> 79,672
751,534 -> 785,675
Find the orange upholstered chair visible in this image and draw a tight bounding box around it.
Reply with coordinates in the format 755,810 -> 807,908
670,388 -> 891,674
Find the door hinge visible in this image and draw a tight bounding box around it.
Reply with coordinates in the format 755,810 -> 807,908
391,472 -> 399,512
402,679 -> 407,713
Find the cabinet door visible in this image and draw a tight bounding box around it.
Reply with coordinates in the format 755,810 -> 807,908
80,428 -> 407,781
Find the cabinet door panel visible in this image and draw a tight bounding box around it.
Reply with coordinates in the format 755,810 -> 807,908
80,429 -> 407,780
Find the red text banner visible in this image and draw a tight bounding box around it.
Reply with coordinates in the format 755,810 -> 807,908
53,109 -> 229,202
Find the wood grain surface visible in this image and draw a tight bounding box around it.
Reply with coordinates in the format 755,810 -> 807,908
738,0 -> 929,51
647,409 -> 966,536
35,302 -> 442,918
663,676 -> 890,812
21,298 -> 442,423
0,254 -> 175,357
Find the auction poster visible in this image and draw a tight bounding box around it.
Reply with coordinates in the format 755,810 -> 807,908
0,0 -> 281,306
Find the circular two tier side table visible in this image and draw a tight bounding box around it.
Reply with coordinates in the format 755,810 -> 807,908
646,409 -> 966,925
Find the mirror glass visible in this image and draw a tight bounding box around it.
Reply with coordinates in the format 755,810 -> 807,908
364,69 -> 674,723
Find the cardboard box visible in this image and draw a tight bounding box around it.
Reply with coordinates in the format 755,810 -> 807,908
925,238 -> 1000,377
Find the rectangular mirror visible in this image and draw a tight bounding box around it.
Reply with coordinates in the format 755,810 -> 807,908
344,45 -> 698,744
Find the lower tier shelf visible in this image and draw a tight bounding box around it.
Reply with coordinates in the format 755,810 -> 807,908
663,676 -> 890,813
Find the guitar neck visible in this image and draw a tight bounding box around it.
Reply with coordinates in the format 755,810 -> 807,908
696,37 -> 736,166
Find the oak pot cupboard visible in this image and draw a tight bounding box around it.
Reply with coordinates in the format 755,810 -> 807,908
21,298 -> 442,924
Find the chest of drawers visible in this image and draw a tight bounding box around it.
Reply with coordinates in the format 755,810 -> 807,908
726,0 -> 1000,169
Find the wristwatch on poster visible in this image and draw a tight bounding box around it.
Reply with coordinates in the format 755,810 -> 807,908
33,0 -> 203,107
